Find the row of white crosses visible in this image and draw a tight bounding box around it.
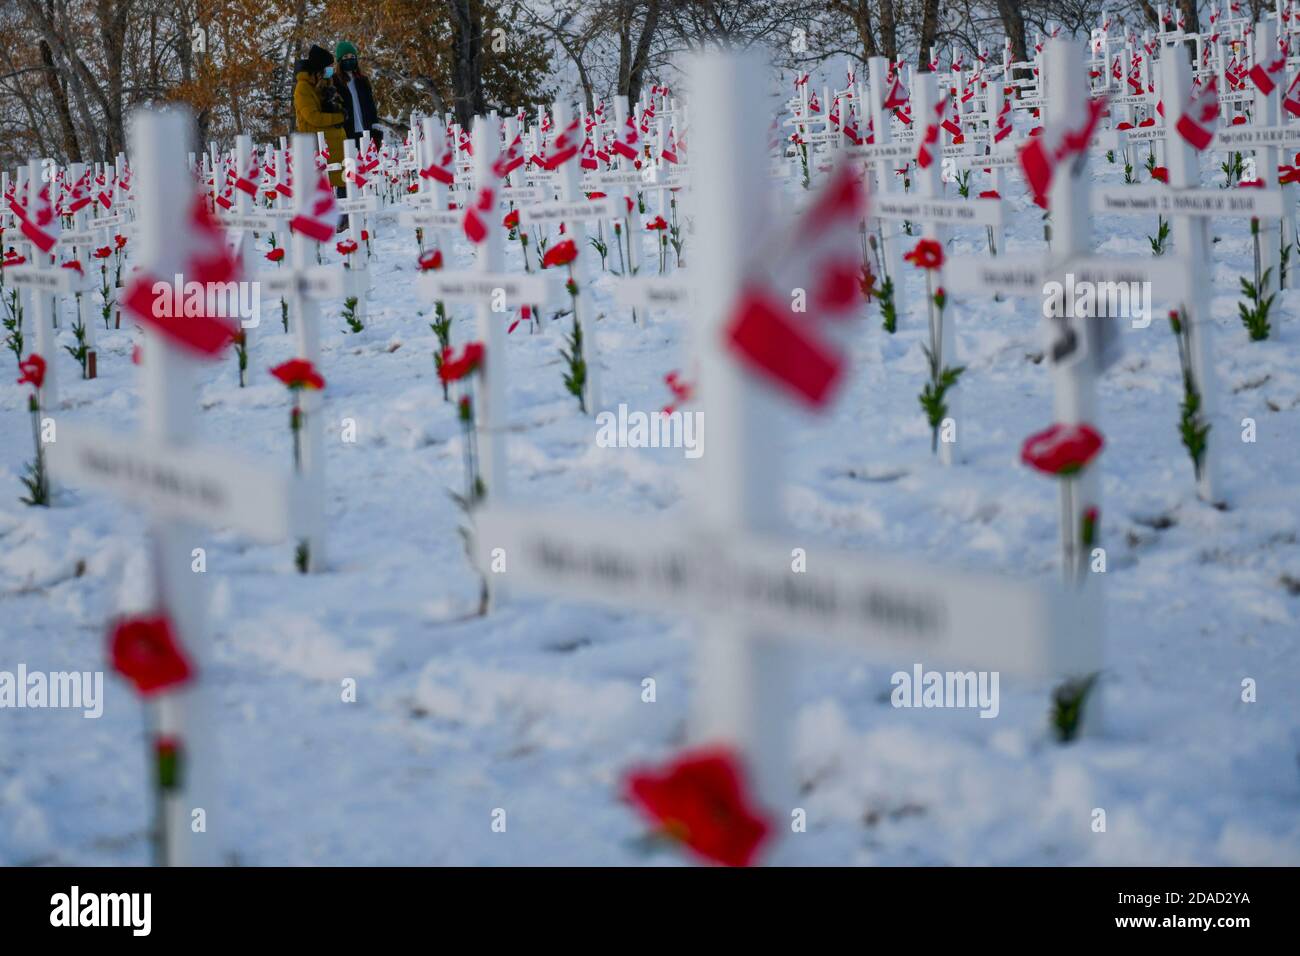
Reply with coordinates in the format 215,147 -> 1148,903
5,151 -> 130,399
45,109 -> 313,865
470,50 -> 1102,865
945,40 -> 1235,589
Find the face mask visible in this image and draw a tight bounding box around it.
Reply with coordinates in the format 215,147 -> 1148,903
342,58 -> 359,73
323,66 -> 335,78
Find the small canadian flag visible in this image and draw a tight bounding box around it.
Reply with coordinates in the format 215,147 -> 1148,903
1247,53 -> 1288,96
233,155 -> 261,196
612,114 -> 639,160
289,172 -> 338,243
1019,92 -> 1107,203
121,192 -> 242,356
543,117 -> 581,170
725,163 -> 867,409
421,147 -> 455,185
1285,71 -> 1300,117
15,183 -> 61,254
661,127 -> 680,165
1175,77 -> 1220,151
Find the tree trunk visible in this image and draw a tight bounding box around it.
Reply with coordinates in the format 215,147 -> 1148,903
917,0 -> 940,72
18,0 -> 105,160
40,39 -> 82,162
445,0 -> 487,129
848,0 -> 878,60
878,0 -> 898,63
994,0 -> 1028,75
1177,0 -> 1200,35
94,0 -> 131,158
619,0 -> 660,106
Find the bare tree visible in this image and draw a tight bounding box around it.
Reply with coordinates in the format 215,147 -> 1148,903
39,37 -> 82,161
615,0 -> 660,105
445,0 -> 487,128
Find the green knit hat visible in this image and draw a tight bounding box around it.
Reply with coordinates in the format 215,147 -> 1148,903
335,41 -> 358,60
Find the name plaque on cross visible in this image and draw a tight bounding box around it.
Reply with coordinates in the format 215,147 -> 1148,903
519,197 -> 618,225
873,195 -> 1004,226
474,508 -> 1097,678
47,422 -> 310,543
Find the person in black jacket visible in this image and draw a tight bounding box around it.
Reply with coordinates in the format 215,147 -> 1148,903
333,41 -> 383,149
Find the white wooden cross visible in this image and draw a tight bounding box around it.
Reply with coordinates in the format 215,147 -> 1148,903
471,51 -> 1100,865
1087,47 -> 1278,505
251,133 -> 345,570
45,109 -> 309,866
857,73 -> 1005,468
56,161 -> 103,379
339,137 -> 380,322
519,100 -> 617,414
414,117 -> 553,510
945,40 -> 1198,578
8,159 -> 96,408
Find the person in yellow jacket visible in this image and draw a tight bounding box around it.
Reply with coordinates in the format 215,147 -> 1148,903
293,44 -> 346,192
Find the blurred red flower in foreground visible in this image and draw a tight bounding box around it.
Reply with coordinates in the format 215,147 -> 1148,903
109,615 -> 194,697
542,239 -> 578,268
1020,422 -> 1104,476
438,341 -> 484,383
270,358 -> 326,391
18,354 -> 46,390
623,747 -> 772,867
904,237 -> 943,270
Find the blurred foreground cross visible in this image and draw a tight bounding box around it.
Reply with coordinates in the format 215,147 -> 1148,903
472,51 -> 1101,864
45,108 -> 311,866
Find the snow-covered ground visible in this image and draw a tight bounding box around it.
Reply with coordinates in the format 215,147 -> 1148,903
2,150 -> 1299,866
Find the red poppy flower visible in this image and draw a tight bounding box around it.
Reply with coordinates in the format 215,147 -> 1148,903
623,747 -> 772,867
586,191 -> 607,199
438,341 -> 485,383
2,251 -> 26,267
1116,121 -> 1134,131
108,614 -> 194,697
264,190 -> 279,202
503,209 -> 520,230
542,239 -> 578,268
62,260 -> 83,275
17,354 -> 46,389
1150,166 -> 1169,183
418,249 -> 443,271
266,248 -> 285,262
407,182 -> 419,194
646,215 -> 668,230
270,358 -> 326,391
114,234 -> 128,249
92,246 -> 113,259
336,239 -> 359,256
1138,117 -> 1155,128
1231,115 -> 1247,126
903,237 -> 944,271
978,189 -> 1001,199
1020,422 -> 1105,476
